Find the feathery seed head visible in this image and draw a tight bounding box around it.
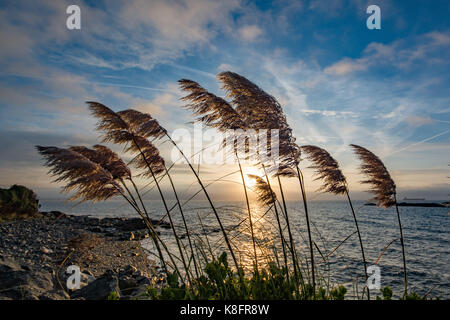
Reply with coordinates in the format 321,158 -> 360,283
350,144 -> 396,208
179,79 -> 246,131
302,145 -> 347,195
247,174 -> 276,206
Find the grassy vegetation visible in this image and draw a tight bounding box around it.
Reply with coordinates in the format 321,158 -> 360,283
35,72 -> 421,300
144,252 -> 349,300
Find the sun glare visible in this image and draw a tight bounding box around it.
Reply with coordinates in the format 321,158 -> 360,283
242,166 -> 264,189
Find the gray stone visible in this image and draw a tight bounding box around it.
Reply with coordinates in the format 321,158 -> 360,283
70,272 -> 120,300
119,276 -> 138,295
0,256 -> 55,300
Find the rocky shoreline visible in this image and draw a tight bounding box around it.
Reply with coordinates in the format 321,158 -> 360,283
0,211 -> 169,300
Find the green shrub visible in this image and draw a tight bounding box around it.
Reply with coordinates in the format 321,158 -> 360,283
329,286 -> 347,300
376,286 -> 424,300
143,252 -> 345,300
0,185 -> 39,221
376,286 -> 393,300
107,291 -> 120,300
405,292 -> 422,300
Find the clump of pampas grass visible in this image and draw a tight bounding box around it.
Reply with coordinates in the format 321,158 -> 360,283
350,144 -> 407,298
302,145 -> 370,299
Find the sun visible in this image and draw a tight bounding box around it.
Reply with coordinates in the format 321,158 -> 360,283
242,166 -> 264,189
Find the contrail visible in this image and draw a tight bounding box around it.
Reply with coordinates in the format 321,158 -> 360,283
382,128 -> 450,159
434,119 -> 450,124
169,64 -> 216,79
85,80 -> 172,92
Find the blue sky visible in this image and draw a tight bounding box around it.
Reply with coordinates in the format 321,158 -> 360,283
0,0 -> 449,200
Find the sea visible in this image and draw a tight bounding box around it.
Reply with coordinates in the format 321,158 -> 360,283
40,198 -> 449,299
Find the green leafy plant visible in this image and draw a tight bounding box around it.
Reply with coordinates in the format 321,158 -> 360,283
405,292 -> 423,300
144,252 -> 328,300
107,291 -> 120,300
377,286 -> 393,300
329,286 -> 347,300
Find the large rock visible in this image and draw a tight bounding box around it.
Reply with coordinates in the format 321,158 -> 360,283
114,218 -> 147,231
70,272 -> 120,300
0,256 -> 67,300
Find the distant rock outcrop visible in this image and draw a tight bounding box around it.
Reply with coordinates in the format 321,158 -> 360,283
0,185 -> 39,221
365,202 -> 446,208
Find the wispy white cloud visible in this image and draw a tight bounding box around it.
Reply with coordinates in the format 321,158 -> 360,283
218,63 -> 234,71
131,83 -> 181,116
0,0 -> 244,73
325,31 -> 450,75
405,116 -> 434,126
81,0 -> 243,71
324,58 -> 367,75
238,25 -> 264,42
